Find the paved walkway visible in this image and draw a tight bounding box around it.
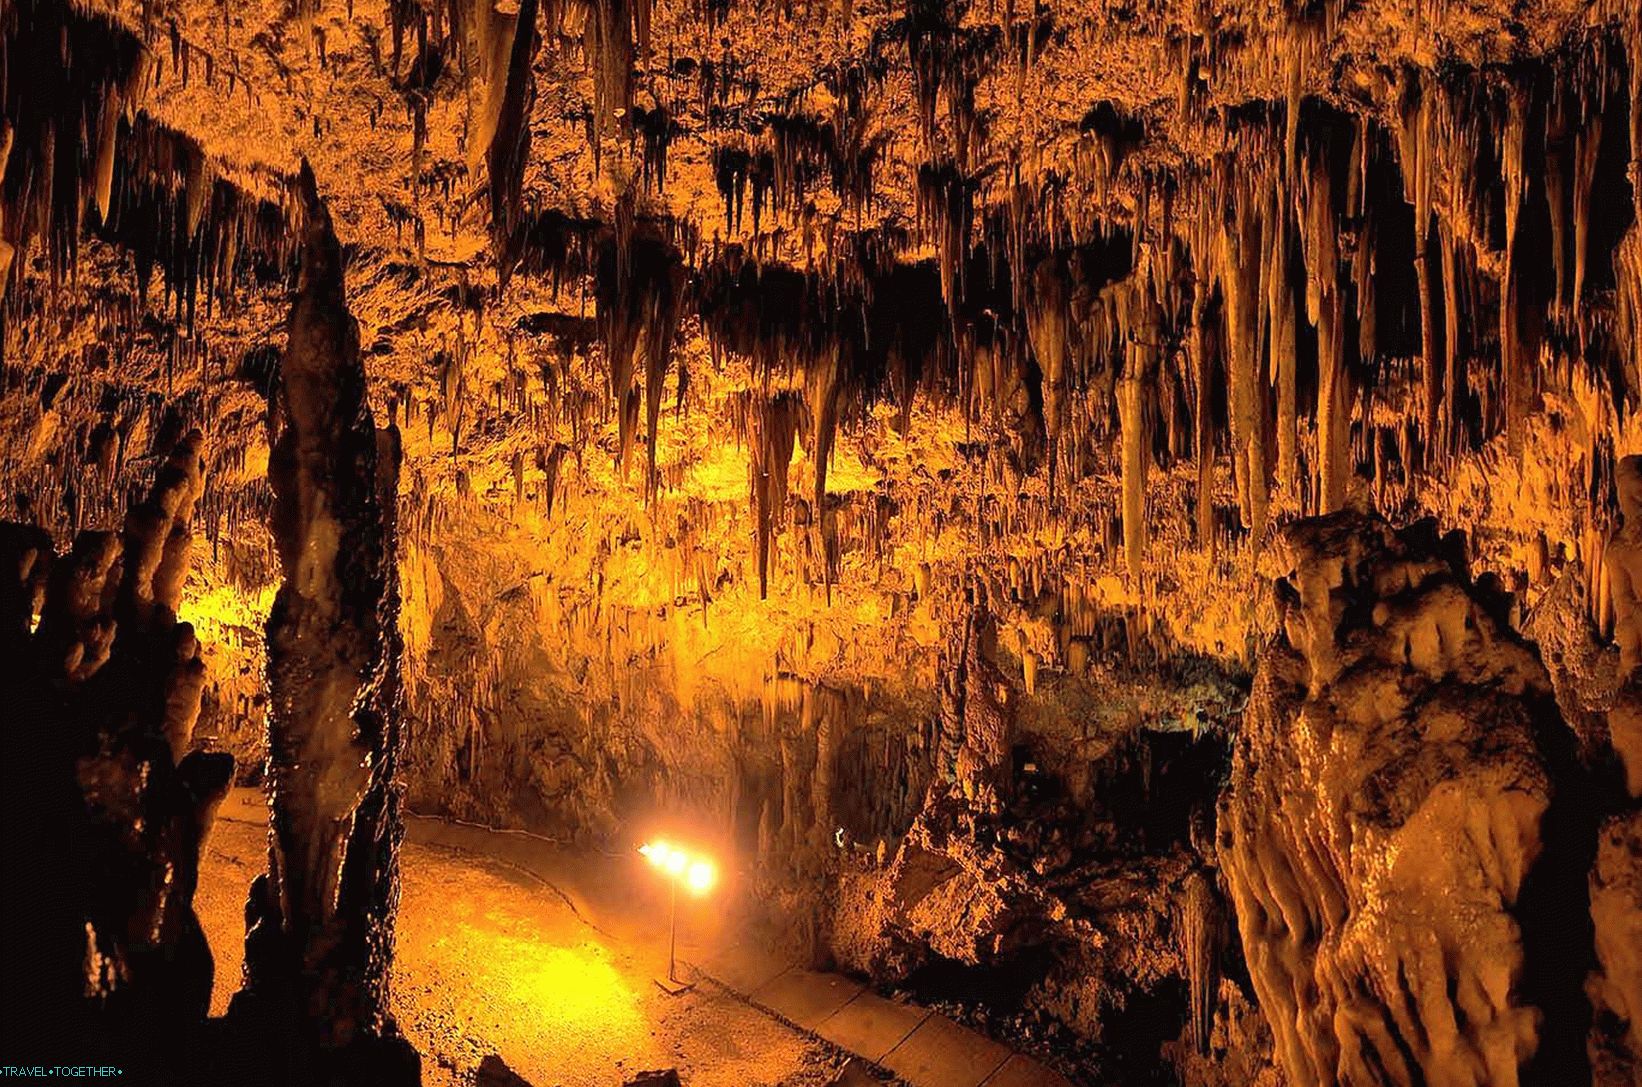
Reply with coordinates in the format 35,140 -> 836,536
216,790 -> 1072,1087
693,942 -> 1069,1087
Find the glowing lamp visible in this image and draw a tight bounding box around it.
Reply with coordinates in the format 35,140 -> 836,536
685,859 -> 716,895
639,838 -> 718,992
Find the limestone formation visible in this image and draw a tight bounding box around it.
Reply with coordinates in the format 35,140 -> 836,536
0,433 -> 232,1066
1221,510 -> 1592,1086
1589,811 -> 1642,1085
234,163 -> 414,1082
937,594 -> 1018,808
2,0 -> 1641,1083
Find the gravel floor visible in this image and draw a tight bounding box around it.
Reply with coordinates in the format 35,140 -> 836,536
196,817 -> 837,1087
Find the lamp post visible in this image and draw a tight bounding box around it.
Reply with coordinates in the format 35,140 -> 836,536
640,839 -> 717,994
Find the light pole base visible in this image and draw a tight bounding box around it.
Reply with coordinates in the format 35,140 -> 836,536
654,974 -> 696,996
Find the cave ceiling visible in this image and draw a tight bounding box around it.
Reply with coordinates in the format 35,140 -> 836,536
3,0 -> 1641,807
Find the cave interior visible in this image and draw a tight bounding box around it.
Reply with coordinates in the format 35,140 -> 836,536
2,0 -> 1642,1084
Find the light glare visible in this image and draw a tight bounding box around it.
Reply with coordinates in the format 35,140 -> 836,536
639,839 -> 717,896
685,859 -> 716,895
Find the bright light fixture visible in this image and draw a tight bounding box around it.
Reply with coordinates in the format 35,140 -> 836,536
639,838 -> 721,991
639,839 -> 716,897
685,859 -> 716,894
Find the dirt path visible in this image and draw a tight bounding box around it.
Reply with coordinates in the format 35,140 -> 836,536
196,816 -> 837,1087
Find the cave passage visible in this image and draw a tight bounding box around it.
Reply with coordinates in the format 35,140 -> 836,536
2,0 -> 1642,1085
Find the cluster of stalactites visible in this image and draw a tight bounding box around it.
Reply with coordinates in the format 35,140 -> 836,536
471,6 -> 1641,613
940,23 -> 1638,591
734,389 -> 803,600
1,0 -> 297,310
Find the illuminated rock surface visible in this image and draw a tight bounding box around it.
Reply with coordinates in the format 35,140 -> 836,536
2,0 -> 1642,1082
1221,510 -> 1591,1085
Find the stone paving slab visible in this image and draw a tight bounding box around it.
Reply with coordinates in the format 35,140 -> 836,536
881,1012 -> 1013,1087
979,1052 -> 1077,1087
826,1057 -> 882,1086
814,989 -> 932,1063
751,967 -> 866,1031
691,942 -> 792,995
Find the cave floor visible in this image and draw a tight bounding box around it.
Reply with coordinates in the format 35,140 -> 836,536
197,790 -> 1071,1087
197,795 -> 840,1087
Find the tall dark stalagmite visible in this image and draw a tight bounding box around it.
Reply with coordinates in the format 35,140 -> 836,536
236,162 -> 414,1084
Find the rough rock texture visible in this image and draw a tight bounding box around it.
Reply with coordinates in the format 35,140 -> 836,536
1525,453 -> 1642,1084
1221,510 -> 1591,1086
1588,811 -> 1642,1085
232,163 -> 415,1082
0,433 -> 234,1064
938,590 -> 1018,808
832,630 -> 1250,1082
3,0 -> 1642,1081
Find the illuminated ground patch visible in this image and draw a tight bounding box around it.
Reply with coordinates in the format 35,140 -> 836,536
198,818 -> 826,1087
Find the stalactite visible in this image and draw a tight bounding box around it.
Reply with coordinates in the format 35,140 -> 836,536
583,0 -> 638,151
741,391 -> 802,600
1396,71 -> 1443,462
488,0 -> 541,285
1025,256 -> 1069,492
1574,106 -> 1604,329
1118,265 -> 1158,580
1438,219 -> 1464,453
1297,129 -> 1350,512
1500,85 -> 1529,458
594,212 -> 684,494
917,161 -> 972,321
1187,281 -> 1215,553
1213,155 -> 1270,538
904,0 -> 996,172
1546,89 -> 1574,316
1266,176 -> 1298,494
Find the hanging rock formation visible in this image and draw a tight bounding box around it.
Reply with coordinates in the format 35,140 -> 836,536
1220,510 -> 1593,1086
2,0 -> 1642,1083
234,163 -> 415,1084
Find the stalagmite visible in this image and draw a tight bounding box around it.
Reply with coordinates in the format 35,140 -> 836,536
1221,511 -> 1592,1086
238,164 -> 415,1083
0,434 -> 232,1070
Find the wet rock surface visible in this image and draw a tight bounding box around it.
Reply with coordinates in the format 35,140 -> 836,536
1221,510 -> 1592,1086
